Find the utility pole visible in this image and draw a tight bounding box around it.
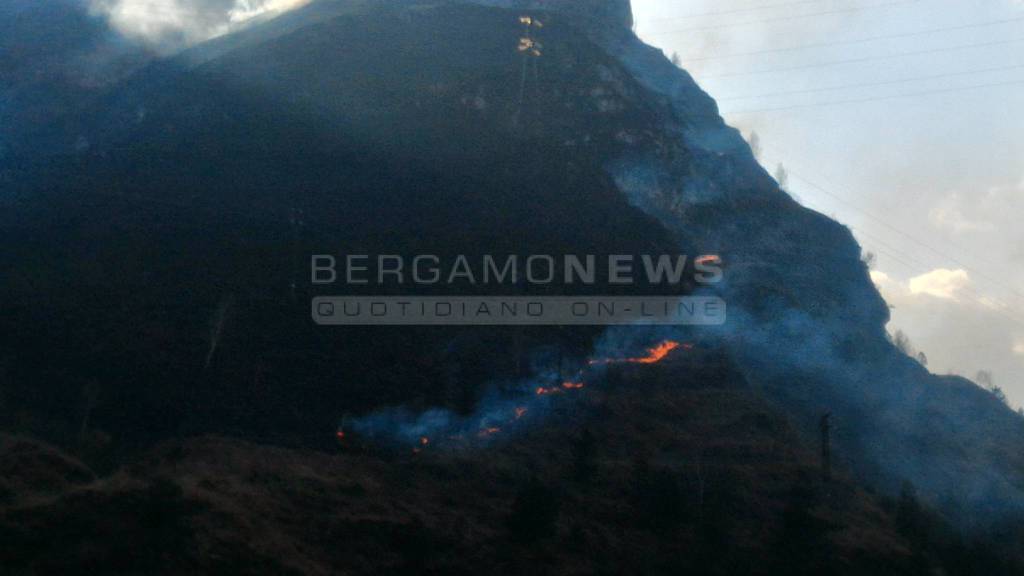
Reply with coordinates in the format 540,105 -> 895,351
289,207 -> 304,303
515,16 -> 544,119
820,412 -> 832,482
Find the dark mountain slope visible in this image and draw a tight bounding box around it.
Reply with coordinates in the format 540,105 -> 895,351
532,0 -> 1024,527
0,0 -> 1021,542
4,352 -> 998,575
0,0 -> 153,162
0,4 -> 687,448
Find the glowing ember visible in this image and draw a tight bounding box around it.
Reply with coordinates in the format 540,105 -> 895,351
589,340 -> 682,365
695,254 -> 721,266
632,340 -> 681,363
340,337 -> 693,447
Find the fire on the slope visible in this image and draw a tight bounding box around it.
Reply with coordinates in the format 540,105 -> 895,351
588,340 -> 689,366
340,339 -> 688,453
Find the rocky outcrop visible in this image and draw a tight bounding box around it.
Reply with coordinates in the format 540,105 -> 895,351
476,0 -> 634,30
475,0 -> 1024,528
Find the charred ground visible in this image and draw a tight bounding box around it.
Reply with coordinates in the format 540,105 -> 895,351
3,350 -> 1020,575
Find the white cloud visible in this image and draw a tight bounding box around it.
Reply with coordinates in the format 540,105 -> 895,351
869,269 -> 891,286
908,268 -> 971,300
91,0 -> 310,50
227,0 -> 307,24
870,269 -> 909,297
929,180 -> 1024,243
929,192 -> 996,234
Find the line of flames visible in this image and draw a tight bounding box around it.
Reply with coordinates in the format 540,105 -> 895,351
338,339 -> 689,452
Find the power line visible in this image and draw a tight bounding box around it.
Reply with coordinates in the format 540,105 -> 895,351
717,63 -> 1024,101
648,0 -> 920,35
792,183 -> 1024,327
664,15 -> 1024,61
653,0 -> 854,21
725,77 -> 1024,114
698,37 -> 1024,79
782,163 -> 1022,284
859,238 -> 1024,328
765,157 -> 1024,306
860,243 -> 1024,328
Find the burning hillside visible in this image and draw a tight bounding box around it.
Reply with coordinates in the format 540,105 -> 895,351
2,0 -> 1024,573
5,352 -> 1021,574
589,340 -> 685,365
346,339 -> 688,453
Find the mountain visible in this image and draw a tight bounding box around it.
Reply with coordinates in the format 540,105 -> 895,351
0,0 -> 154,161
1,0 -> 1024,569
1,0 -> 686,446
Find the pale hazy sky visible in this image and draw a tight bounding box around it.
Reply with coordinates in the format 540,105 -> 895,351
634,0 -> 1024,406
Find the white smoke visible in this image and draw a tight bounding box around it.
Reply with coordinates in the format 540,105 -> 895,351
90,0 -> 311,52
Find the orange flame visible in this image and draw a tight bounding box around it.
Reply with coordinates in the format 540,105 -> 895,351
589,340 -> 682,365
695,254 -> 721,266
514,407 -> 528,419
478,427 -> 501,437
561,381 -> 584,389
420,437 -> 430,446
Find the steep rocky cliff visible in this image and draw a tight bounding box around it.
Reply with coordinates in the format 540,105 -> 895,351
468,0 -> 1024,527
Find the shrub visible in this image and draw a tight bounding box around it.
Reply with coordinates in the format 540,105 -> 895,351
506,478 -> 560,543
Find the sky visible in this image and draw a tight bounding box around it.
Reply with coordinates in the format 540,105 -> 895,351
633,0 -> 1024,407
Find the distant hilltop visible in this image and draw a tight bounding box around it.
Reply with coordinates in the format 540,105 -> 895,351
473,0 -> 634,30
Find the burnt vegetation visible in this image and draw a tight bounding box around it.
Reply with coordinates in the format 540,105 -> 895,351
2,359 -> 1022,575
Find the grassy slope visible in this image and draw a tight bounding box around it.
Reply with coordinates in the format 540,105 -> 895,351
0,350 -> 928,575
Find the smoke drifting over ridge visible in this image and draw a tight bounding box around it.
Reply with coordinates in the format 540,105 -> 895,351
633,0 -> 1024,406
89,0 -> 310,50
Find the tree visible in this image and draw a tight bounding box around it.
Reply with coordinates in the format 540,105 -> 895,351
774,163 -> 789,189
896,481 -> 927,544
0,355 -> 9,421
670,51 -> 682,67
506,478 -> 560,542
975,370 -> 993,388
775,474 -> 833,573
975,370 -> 1008,405
992,386 -> 1008,406
748,131 -> 762,160
571,427 -> 597,482
862,250 -> 876,269
632,461 -> 685,532
79,381 -> 100,439
892,329 -> 914,357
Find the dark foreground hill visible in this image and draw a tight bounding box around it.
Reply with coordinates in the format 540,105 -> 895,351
4,351 -> 1021,575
